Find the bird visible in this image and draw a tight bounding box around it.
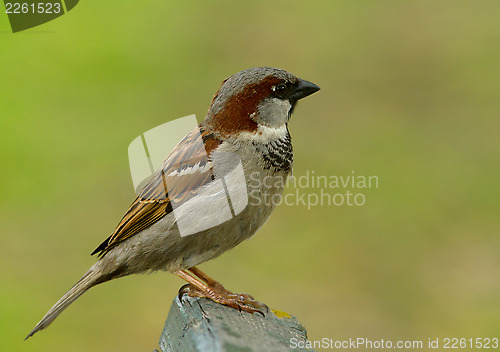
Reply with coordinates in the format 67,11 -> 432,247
26,67 -> 320,339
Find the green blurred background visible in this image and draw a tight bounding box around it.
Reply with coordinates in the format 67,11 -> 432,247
1,1 -> 499,351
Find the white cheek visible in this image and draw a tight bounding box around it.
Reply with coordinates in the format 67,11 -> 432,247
256,98 -> 291,127
236,124 -> 288,143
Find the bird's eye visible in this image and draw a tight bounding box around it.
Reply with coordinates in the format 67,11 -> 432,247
273,83 -> 287,97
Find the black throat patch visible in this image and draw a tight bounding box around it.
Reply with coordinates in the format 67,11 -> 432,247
256,130 -> 293,173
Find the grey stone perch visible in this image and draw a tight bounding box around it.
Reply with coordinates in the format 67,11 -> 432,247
158,296 -> 314,352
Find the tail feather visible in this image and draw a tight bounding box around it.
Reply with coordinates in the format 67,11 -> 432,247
25,268 -> 101,340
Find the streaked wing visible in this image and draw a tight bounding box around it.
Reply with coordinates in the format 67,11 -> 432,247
91,126 -> 221,257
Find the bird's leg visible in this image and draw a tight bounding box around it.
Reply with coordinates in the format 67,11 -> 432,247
175,268 -> 267,315
188,266 -> 221,287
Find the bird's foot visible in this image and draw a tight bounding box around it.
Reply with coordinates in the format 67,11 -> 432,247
178,283 -> 268,316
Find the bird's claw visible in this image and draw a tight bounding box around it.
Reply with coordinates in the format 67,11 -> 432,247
177,283 -> 267,316
178,283 -> 194,301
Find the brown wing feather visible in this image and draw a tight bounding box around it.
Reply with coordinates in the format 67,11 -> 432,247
92,126 -> 221,257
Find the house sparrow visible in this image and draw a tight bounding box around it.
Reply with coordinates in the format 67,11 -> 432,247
26,67 -> 319,339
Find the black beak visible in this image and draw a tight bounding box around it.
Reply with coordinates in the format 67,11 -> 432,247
291,78 -> 320,102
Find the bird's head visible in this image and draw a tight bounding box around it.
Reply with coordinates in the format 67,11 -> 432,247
203,67 -> 320,139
